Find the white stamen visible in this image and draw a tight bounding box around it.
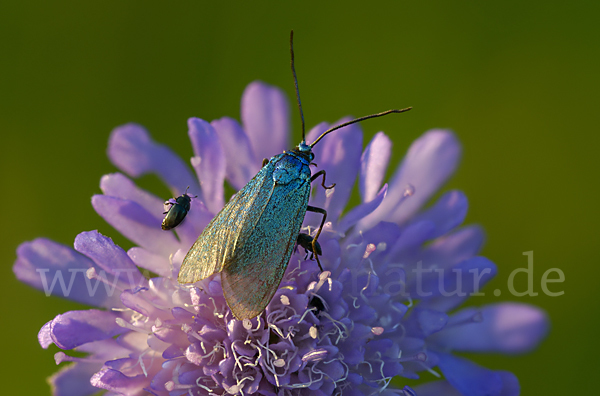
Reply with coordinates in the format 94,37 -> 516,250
360,272 -> 372,302
209,297 -> 224,319
366,258 -> 378,276
319,271 -> 331,282
115,318 -> 149,334
195,379 -> 212,392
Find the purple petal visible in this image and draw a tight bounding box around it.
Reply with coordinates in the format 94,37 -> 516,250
100,173 -> 165,216
360,132 -> 391,203
320,360 -> 345,381
44,309 -> 125,350
359,130 -> 461,229
92,195 -> 179,256
14,239 -> 120,307
74,231 -> 141,287
407,256 -> 496,299
38,321 -> 53,348
337,184 -> 387,235
425,225 -> 485,266
436,352 -> 503,396
417,226 -> 487,311
432,303 -> 549,354
90,368 -> 148,393
76,338 -> 133,360
127,248 -> 171,278
387,220 -> 436,259
497,371 -> 520,396
212,116 -> 260,190
407,190 -> 468,238
48,361 -> 102,396
241,81 -> 289,162
416,309 -> 449,337
188,118 -> 226,214
412,380 -> 462,396
107,123 -> 200,194
306,118 -> 363,223
305,121 -> 328,145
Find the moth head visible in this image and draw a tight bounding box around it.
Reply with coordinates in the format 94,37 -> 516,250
297,141 -> 314,162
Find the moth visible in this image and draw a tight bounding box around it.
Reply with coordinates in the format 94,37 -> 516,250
178,31 -> 411,319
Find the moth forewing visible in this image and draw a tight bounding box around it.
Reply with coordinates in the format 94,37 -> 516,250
177,160 -> 277,284
221,165 -> 311,319
178,150 -> 312,319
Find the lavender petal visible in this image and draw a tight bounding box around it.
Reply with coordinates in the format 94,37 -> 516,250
212,116 -> 259,190
436,352 -> 503,396
360,132 -> 392,203
306,118 -> 363,224
107,123 -> 200,194
359,129 -> 461,229
412,380 -> 463,396
74,230 -> 142,287
497,371 -> 521,396
92,195 -> 179,256
100,173 -> 165,216
188,117 -> 226,214
241,81 -> 289,162
127,247 -> 171,278
44,309 -> 125,350
407,190 -> 468,238
48,361 -> 102,396
337,184 -> 387,235
14,239 -> 120,307
90,368 -> 148,393
432,303 -> 549,354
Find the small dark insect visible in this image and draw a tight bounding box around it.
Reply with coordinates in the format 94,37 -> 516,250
177,31 -> 411,319
161,187 -> 197,231
296,233 -> 322,260
308,294 -> 326,314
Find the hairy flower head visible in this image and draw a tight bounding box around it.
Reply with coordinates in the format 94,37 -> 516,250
14,81 -> 548,396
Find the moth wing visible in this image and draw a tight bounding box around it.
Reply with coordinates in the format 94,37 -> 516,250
221,177 -> 310,319
178,162 -> 277,284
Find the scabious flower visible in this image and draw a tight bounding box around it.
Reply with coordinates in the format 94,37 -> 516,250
14,81 -> 548,396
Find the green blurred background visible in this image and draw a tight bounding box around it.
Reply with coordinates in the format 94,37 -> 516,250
1,1 -> 597,394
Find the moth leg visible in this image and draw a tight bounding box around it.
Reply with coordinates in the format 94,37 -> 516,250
306,205 -> 327,272
310,170 -> 335,190
262,158 -> 269,167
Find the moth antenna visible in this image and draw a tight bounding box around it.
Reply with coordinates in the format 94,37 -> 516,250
309,107 -> 412,148
290,30 -> 306,143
